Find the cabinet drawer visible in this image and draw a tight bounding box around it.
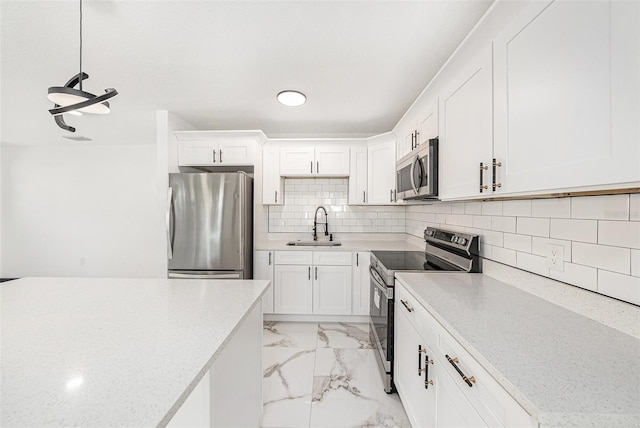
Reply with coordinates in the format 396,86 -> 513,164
312,251 -> 352,266
274,251 -> 313,265
395,283 -> 439,347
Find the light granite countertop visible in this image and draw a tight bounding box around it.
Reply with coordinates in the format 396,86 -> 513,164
0,277 -> 270,427
395,272 -> 640,428
255,238 -> 423,252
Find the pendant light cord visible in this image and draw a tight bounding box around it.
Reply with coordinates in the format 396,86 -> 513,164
79,0 -> 83,91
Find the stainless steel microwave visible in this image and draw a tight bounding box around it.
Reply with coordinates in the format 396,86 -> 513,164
396,137 -> 438,200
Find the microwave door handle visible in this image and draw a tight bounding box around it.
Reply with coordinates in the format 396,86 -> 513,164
410,156 -> 420,195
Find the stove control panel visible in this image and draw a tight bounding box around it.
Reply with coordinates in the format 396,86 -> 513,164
424,227 -> 478,255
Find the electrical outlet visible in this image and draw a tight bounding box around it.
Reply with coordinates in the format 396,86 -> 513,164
547,244 -> 564,272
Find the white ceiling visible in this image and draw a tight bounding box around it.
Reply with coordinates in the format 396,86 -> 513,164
1,0 -> 493,145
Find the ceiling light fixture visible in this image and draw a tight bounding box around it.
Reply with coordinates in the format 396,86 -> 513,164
277,90 -> 306,107
47,0 -> 118,133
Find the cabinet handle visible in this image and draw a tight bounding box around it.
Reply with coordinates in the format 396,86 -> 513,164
479,162 -> 488,193
492,158 -> 502,191
390,190 -> 393,203
315,266 -> 318,280
415,131 -> 420,148
268,252 -> 272,266
363,191 -> 366,203
356,253 -> 359,266
394,189 -> 397,202
212,150 -> 216,163
424,354 -> 434,389
275,191 -> 278,203
317,161 -> 319,174
446,354 -> 476,387
308,266 -> 311,280
220,150 -> 223,163
400,299 -> 414,312
418,345 -> 427,374
411,132 -> 415,150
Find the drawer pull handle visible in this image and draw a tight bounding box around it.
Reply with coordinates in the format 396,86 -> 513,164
418,345 -> 426,374
446,354 -> 475,387
400,299 -> 414,312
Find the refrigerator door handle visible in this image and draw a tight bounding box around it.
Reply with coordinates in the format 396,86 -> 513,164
168,272 -> 242,279
166,187 -> 174,260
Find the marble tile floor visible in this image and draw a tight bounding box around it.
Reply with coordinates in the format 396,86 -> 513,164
261,321 -> 410,428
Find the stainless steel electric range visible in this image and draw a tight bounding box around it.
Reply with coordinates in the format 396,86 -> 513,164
369,227 -> 481,393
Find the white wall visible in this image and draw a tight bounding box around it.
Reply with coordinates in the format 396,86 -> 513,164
1,144 -> 157,278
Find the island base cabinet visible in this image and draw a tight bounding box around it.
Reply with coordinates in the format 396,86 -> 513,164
167,303 -> 263,427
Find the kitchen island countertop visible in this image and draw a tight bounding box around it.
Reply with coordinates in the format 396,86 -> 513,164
395,272 -> 640,427
0,277 -> 270,427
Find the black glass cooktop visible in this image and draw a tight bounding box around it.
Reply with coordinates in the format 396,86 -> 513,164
372,251 -> 457,272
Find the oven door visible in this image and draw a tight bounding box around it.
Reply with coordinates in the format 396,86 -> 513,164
369,266 -> 394,374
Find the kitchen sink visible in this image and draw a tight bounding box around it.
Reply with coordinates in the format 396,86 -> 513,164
286,241 -> 342,247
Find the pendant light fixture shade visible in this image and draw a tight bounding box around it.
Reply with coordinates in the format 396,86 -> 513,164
48,0 -> 118,132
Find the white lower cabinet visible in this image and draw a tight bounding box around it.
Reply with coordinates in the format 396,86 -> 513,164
394,281 -> 535,428
254,250 -> 274,314
351,251 -> 370,316
272,250 -> 353,315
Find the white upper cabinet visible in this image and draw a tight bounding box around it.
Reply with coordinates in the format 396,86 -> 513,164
493,0 -> 640,193
368,139 -> 398,204
175,131 -> 262,167
395,97 -> 439,160
348,147 -> 368,205
439,45 -> 493,200
279,146 -> 349,176
262,147 -> 283,205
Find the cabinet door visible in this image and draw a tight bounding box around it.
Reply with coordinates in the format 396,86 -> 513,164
313,265 -> 352,315
279,147 -> 315,175
315,147 -> 350,176
262,147 -> 283,205
254,251 -> 274,314
493,0 -> 640,194
435,360 -> 487,428
439,46 -> 493,200
351,252 -> 370,316
394,309 -> 436,428
274,265 -> 312,314
348,147 -> 368,205
367,140 -> 397,204
218,139 -> 255,165
178,141 -> 218,166
417,99 -> 439,146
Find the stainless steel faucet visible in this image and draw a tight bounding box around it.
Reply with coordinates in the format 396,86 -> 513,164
312,206 -> 329,241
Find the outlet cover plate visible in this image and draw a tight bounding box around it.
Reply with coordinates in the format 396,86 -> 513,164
547,244 -> 564,272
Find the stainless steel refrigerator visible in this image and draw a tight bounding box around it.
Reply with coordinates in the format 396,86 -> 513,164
167,172 -> 253,279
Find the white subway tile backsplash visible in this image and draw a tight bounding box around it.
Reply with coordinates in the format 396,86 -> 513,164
572,242 -> 630,275
504,233 -> 532,252
571,194 -> 629,220
531,198 -> 571,218
492,216 -> 516,233
517,217 -> 550,237
549,262 -> 598,292
451,203 -> 465,214
598,221 -> 640,249
630,194 -> 640,221
465,202 -> 482,215
631,250 -> 640,277
597,270 -> 640,306
517,252 -> 549,277
531,237 -> 571,261
481,201 -> 503,216
549,219 -> 597,243
502,200 -> 532,217
472,215 -> 492,230
482,230 -> 504,246
492,246 -> 516,266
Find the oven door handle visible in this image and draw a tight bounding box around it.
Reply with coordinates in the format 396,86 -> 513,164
369,266 -> 393,299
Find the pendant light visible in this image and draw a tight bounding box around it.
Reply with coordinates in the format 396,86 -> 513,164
47,0 -> 118,133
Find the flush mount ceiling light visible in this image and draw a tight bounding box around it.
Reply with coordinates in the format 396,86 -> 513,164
277,90 -> 306,107
47,0 -> 118,133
